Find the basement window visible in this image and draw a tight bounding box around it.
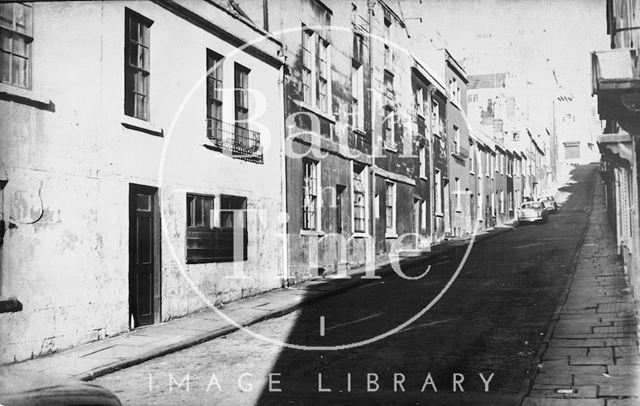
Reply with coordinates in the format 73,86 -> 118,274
186,194 -> 248,263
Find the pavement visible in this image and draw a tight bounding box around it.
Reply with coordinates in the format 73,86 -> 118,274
520,176 -> 640,405
1,225 -> 511,382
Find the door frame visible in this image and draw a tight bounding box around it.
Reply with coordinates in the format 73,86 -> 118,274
128,183 -> 162,328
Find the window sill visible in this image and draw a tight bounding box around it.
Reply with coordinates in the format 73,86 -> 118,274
353,127 -> 367,136
432,132 -> 441,139
187,258 -> 248,264
385,231 -> 398,239
122,116 -> 164,137
296,101 -> 336,124
0,297 -> 23,313
0,83 -> 55,112
450,99 -> 462,111
435,213 -> 444,218
300,229 -> 325,237
420,175 -> 428,181
452,152 -> 465,162
352,232 -> 370,238
384,144 -> 397,153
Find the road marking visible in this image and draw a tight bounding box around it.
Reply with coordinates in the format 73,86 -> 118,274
325,312 -> 385,332
320,316 -> 325,337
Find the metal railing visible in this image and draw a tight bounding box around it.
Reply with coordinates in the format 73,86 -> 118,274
206,118 -> 263,164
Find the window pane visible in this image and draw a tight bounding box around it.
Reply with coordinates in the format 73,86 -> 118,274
14,3 -> 31,35
128,40 -> 138,67
140,24 -> 149,47
0,51 -> 10,83
0,4 -> 12,30
0,30 -> 10,52
302,69 -> 311,103
136,193 -> 152,211
208,101 -> 222,121
203,198 -> 212,228
12,35 -> 27,57
139,45 -> 149,71
135,94 -> 146,119
135,72 -> 147,94
129,19 -> 139,43
241,89 -> 248,107
194,196 -> 203,226
221,211 -> 233,228
12,55 -> 26,87
303,48 -> 311,69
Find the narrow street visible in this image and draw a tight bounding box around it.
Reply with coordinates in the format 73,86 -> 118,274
93,165 -> 598,405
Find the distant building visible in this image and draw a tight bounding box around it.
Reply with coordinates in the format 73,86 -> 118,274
467,72 -> 553,200
444,51 -> 472,237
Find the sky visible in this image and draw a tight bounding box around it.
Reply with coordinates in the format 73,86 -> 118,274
399,0 -> 611,140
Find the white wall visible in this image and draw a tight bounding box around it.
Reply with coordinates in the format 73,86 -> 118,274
0,1 -> 285,363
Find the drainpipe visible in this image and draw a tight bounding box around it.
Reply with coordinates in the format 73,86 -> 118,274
367,0 -> 376,262
279,53 -> 289,287
0,178 -> 5,295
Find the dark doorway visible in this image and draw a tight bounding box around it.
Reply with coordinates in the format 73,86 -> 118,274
336,184 -> 345,234
129,184 -> 161,328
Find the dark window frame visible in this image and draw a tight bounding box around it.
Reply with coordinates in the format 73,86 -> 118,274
302,158 -> 319,231
186,193 -> 248,264
353,164 -> 366,233
234,62 -> 250,134
206,49 -> 224,147
0,2 -> 33,89
301,26 -> 313,104
385,181 -> 395,231
124,8 -> 153,121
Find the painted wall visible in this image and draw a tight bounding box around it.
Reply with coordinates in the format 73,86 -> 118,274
0,1 -> 285,363
445,58 -> 472,237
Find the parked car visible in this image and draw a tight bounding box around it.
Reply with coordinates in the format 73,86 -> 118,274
0,369 -> 121,406
538,195 -> 559,214
517,201 -> 549,224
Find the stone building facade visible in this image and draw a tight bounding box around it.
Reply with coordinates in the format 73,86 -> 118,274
0,0 -> 286,363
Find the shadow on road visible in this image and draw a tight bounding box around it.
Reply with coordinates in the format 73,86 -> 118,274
254,165 -> 598,406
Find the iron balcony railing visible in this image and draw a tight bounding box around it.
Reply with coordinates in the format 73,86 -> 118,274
206,118 -> 263,164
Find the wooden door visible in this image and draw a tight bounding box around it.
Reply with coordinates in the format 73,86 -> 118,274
129,184 -> 160,327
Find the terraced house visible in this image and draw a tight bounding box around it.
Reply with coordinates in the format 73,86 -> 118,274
240,0 -> 427,279
0,0 -> 286,364
592,0 -> 640,303
0,0 -> 566,367
445,50 -> 471,237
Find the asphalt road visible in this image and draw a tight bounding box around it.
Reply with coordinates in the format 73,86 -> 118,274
95,165 -> 598,405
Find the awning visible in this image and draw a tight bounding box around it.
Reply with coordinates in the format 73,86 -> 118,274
592,48 -> 640,131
